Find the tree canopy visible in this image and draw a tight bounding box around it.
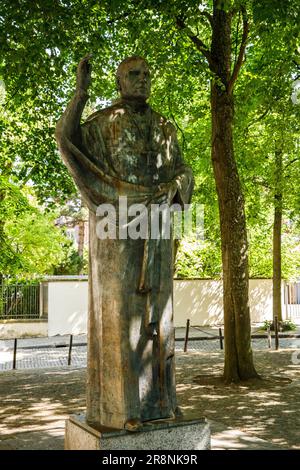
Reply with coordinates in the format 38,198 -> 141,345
0,0 -> 299,278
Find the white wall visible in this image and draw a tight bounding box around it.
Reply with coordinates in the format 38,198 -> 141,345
45,278 -> 276,335
173,279 -> 274,327
0,321 -> 47,339
47,281 -> 88,336
174,279 -> 223,326
249,279 -> 275,323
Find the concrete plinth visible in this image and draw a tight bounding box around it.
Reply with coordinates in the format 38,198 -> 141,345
65,413 -> 210,450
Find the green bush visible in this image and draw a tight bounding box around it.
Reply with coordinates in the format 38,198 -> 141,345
262,319 -> 297,332
53,246 -> 88,275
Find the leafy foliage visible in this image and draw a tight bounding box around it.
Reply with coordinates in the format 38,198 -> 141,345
262,319 -> 297,332
0,177 -> 71,277
53,246 -> 88,276
0,0 -> 299,280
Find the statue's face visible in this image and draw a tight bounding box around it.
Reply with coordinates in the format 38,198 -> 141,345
119,59 -> 151,100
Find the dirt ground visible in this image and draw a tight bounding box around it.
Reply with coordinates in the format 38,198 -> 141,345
0,349 -> 299,450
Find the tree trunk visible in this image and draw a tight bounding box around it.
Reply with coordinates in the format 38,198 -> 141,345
211,2 -> 258,382
273,144 -> 283,322
77,219 -> 85,259
0,188 -> 5,285
76,198 -> 87,274
0,189 -> 5,314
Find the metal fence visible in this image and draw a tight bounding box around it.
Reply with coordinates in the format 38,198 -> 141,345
181,322 -> 300,352
0,283 -> 40,320
1,329 -> 300,371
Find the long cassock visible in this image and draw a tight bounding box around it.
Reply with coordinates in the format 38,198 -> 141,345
56,93 -> 194,430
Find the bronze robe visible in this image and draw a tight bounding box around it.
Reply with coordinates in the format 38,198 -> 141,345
56,97 -> 193,429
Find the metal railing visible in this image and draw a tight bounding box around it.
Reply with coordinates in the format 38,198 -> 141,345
181,318 -> 300,352
0,283 -> 40,320
0,335 -> 87,370
1,327 -> 300,371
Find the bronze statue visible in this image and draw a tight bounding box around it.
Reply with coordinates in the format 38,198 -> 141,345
55,55 -> 194,430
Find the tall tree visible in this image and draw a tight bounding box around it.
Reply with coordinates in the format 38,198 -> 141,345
234,0 -> 300,321
174,0 -> 258,381
273,140 -> 283,321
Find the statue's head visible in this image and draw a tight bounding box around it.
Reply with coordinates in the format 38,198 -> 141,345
116,56 -> 151,101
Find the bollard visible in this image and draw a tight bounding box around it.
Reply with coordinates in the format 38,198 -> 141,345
68,334 -> 73,365
13,338 -> 17,370
219,328 -> 223,350
274,316 -> 279,350
183,319 -> 190,352
267,325 -> 272,349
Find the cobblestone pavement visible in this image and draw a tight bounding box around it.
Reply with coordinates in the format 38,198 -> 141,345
1,333 -> 299,371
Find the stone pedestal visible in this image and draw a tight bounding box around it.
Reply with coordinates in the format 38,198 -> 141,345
65,413 -> 210,450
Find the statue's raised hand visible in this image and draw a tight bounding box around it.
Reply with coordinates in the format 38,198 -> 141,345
76,54 -> 92,92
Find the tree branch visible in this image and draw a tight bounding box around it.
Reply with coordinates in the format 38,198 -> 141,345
228,7 -> 249,94
176,16 -> 213,67
246,107 -> 270,129
284,157 -> 300,172
107,1 -> 143,25
233,11 -> 241,69
198,11 -> 213,28
250,176 -> 270,190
